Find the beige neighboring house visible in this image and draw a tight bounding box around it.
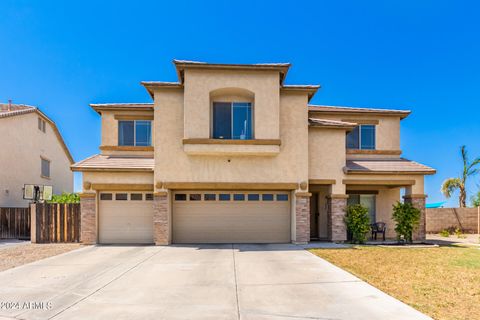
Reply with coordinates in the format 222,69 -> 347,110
0,103 -> 74,207
72,60 -> 435,245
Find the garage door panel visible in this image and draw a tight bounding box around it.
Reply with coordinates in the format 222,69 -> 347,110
173,191 -> 291,243
99,192 -> 154,244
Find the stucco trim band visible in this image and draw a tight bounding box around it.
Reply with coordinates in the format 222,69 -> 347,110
99,146 -> 154,152
91,183 -> 154,191
163,182 -> 298,190
309,179 -> 336,185
346,149 -> 402,155
343,179 -> 416,186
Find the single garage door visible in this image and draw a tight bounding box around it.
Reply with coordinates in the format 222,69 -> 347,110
173,191 -> 291,243
99,192 -> 154,244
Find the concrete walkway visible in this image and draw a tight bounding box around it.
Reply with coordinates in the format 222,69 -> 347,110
0,244 -> 431,320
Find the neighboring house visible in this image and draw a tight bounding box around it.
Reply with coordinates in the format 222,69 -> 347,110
72,60 -> 435,245
0,103 -> 74,207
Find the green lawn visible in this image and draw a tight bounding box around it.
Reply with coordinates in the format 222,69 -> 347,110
310,245 -> 480,320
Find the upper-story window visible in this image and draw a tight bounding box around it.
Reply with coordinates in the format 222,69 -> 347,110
41,157 -> 50,178
212,102 -> 252,140
346,125 -> 375,149
118,120 -> 152,146
38,117 -> 46,133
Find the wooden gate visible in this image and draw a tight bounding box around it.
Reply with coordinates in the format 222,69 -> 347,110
32,203 -> 80,243
0,207 -> 31,239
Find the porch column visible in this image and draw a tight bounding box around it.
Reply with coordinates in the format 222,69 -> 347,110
79,192 -> 97,244
294,192 -> 311,244
153,192 -> 170,245
327,194 -> 348,242
403,194 -> 427,241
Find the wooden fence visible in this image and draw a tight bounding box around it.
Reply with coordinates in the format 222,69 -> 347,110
31,203 -> 81,243
0,207 -> 31,239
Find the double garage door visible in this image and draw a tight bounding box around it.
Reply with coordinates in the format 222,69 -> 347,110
98,190 -> 291,244
172,191 -> 291,244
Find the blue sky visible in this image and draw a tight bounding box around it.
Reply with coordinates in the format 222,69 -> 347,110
1,1 -> 479,206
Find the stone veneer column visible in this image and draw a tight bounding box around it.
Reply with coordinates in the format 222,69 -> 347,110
80,193 -> 97,244
327,194 -> 348,242
294,193 -> 310,244
153,193 -> 170,245
403,194 -> 427,241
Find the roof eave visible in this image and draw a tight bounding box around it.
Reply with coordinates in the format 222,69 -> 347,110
173,59 -> 291,85
345,170 -> 437,175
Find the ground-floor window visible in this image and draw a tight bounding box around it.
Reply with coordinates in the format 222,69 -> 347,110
347,194 -> 376,223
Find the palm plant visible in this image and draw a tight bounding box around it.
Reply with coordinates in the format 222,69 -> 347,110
441,146 -> 480,207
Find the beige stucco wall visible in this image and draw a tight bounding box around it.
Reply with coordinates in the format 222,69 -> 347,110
310,113 -> 401,153
308,128 -> 346,194
153,85 -> 309,186
347,174 -> 424,194
375,188 -> 401,238
0,112 -> 73,207
82,171 -> 154,185
183,69 -> 280,140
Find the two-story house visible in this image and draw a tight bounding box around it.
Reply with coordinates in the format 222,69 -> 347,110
0,103 -> 74,207
72,60 -> 435,245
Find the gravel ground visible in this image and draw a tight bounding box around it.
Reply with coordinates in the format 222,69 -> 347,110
0,243 -> 82,272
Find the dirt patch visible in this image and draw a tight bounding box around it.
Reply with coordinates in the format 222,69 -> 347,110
0,243 -> 82,272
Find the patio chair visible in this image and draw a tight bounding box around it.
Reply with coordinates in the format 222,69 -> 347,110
371,222 -> 387,241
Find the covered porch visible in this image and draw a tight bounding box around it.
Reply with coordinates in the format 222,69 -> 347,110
308,158 -> 435,242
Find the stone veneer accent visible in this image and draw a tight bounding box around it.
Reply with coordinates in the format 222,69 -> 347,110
404,194 -> 426,241
327,195 -> 348,242
294,194 -> 310,244
80,193 -> 97,244
153,194 -> 169,245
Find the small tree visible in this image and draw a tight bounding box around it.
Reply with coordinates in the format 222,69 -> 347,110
48,192 -> 80,204
345,204 -> 371,244
471,191 -> 480,207
392,201 -> 420,243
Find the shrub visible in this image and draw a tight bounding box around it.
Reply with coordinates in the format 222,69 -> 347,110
392,202 -> 421,243
439,229 -> 450,237
345,204 -> 371,244
48,192 -> 80,204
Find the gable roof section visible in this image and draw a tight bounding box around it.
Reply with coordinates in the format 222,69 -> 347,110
0,103 -> 74,164
71,154 -> 154,172
345,159 -> 436,175
308,118 -> 356,130
309,104 -> 411,119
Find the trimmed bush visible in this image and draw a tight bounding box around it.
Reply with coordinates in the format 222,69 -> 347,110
392,201 -> 420,243
345,204 -> 371,244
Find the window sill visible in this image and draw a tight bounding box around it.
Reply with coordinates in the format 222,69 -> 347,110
100,146 -> 154,152
40,175 -> 51,180
182,139 -> 281,145
346,149 -> 401,155
182,139 -> 281,156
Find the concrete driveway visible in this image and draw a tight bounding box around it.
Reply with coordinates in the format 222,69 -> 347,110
0,244 -> 430,320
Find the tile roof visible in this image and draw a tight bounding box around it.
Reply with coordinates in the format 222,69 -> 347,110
345,159 -> 436,175
308,118 -> 356,129
309,104 -> 411,119
0,103 -> 36,118
71,154 -> 154,171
